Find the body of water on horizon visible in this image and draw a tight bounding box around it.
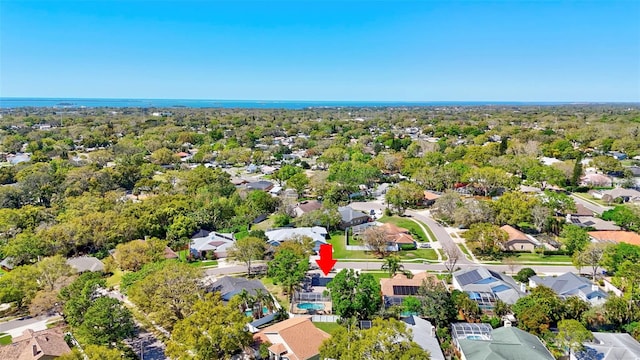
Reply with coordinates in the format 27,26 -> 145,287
0,98 -> 572,109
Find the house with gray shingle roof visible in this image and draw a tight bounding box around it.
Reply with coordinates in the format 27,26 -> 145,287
572,332 -> 640,360
452,267 -> 524,310
209,276 -> 269,302
529,272 -> 608,305
403,316 -> 445,360
337,206 -> 370,230
66,256 -> 104,273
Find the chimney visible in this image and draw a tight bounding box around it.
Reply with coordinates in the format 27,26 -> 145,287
504,319 -> 512,327
32,345 -> 39,357
520,283 -> 526,293
431,325 -> 436,337
592,284 -> 599,292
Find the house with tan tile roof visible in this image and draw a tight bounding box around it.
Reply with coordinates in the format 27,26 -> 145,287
0,328 -> 71,360
254,316 -> 330,360
381,272 -> 438,307
588,231 -> 640,246
379,222 -> 417,248
500,225 -> 541,252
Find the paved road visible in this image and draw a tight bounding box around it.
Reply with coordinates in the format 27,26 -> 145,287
349,201 -> 472,265
571,194 -> 612,215
106,290 -> 167,360
0,315 -> 57,337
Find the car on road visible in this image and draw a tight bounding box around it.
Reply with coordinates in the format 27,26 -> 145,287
419,243 -> 432,248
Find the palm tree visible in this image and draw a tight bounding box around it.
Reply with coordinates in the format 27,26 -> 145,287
237,289 -> 252,313
253,289 -> 272,319
381,255 -> 413,278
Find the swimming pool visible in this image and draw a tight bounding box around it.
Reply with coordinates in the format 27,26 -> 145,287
296,302 -> 325,311
245,306 -> 269,317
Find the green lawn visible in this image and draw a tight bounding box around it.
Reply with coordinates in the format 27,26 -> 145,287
259,277 -> 290,310
398,249 -> 438,261
512,253 -> 572,263
361,271 -> 391,282
378,216 -> 428,242
252,216 -> 275,231
0,333 -> 11,345
106,268 -> 124,288
313,322 -> 342,334
572,192 -> 610,207
329,231 -> 373,259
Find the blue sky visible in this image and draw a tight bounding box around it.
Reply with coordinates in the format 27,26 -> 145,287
1,1 -> 639,101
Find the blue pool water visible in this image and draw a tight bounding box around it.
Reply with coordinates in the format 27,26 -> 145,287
296,302 -> 325,311
245,306 -> 269,317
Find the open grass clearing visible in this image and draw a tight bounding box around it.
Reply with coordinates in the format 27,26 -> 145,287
313,322 -> 342,334
398,249 -> 439,261
106,268 -> 124,288
0,333 -> 11,345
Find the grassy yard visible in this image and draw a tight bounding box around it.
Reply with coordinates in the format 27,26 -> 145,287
512,253 -> 572,263
572,192 -> 610,207
398,249 -> 438,261
251,216 -> 275,231
329,231 -> 373,260
313,322 -> 342,334
361,271 -> 391,282
378,216 -> 428,242
106,268 -> 124,288
177,250 -> 219,267
0,333 -> 11,345
259,277 -> 291,310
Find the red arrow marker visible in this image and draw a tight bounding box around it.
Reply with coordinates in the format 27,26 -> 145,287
315,244 -> 337,276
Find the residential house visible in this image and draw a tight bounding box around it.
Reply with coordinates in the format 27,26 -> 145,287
567,215 -> 621,231
209,276 -> 269,301
294,200 -> 322,217
245,180 -> 275,192
403,316 -> 445,360
254,316 -> 330,360
337,206 -> 370,230
572,332 -> 640,360
454,325 -> 554,360
452,267 -> 524,310
0,328 -> 72,360
595,188 -> 640,203
189,230 -> 236,259
380,272 -> 437,307
66,256 -> 104,273
589,230 -> 640,247
568,204 -> 595,217
580,173 -> 613,187
265,226 -> 328,253
608,151 -> 628,160
423,191 -> 441,206
0,257 -> 15,271
378,222 -> 416,251
529,272 -> 608,306
501,225 -> 541,252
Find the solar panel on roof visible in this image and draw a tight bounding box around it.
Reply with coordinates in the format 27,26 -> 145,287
392,285 -> 419,296
457,270 -> 482,286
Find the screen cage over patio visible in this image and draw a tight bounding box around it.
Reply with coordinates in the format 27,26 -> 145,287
293,291 -> 331,302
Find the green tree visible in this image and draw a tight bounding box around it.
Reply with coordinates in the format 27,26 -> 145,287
268,249 -> 308,304
381,255 -> 408,278
0,264 -> 40,309
114,239 -> 152,271
59,272 -> 107,327
385,182 -> 424,215
417,276 -> 457,327
574,243 -> 606,280
463,222 -> 508,255
78,297 -> 135,346
227,236 -> 266,277
166,293 -> 252,360
402,296 -> 422,315
514,268 -> 536,283
560,224 -> 590,255
556,319 -> 593,356
319,318 -> 430,360
286,172 -> 309,195
492,191 -> 539,226
464,167 -> 514,196
601,243 -> 640,275
327,269 -> 382,320
512,286 -> 565,335
128,262 -> 204,330
150,147 -> 179,165
273,164 -> 302,186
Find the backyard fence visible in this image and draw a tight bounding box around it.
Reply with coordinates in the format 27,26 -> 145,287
293,291 -> 331,302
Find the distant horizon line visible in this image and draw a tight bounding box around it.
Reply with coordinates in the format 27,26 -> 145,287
1,96 -> 639,103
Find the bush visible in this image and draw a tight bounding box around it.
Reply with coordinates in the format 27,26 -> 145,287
514,268 -> 536,283
384,208 -> 393,217
399,243 -> 417,250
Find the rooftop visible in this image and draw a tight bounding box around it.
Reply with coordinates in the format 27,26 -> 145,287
254,316 -> 330,360
457,326 -> 554,360
589,230 -> 640,246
